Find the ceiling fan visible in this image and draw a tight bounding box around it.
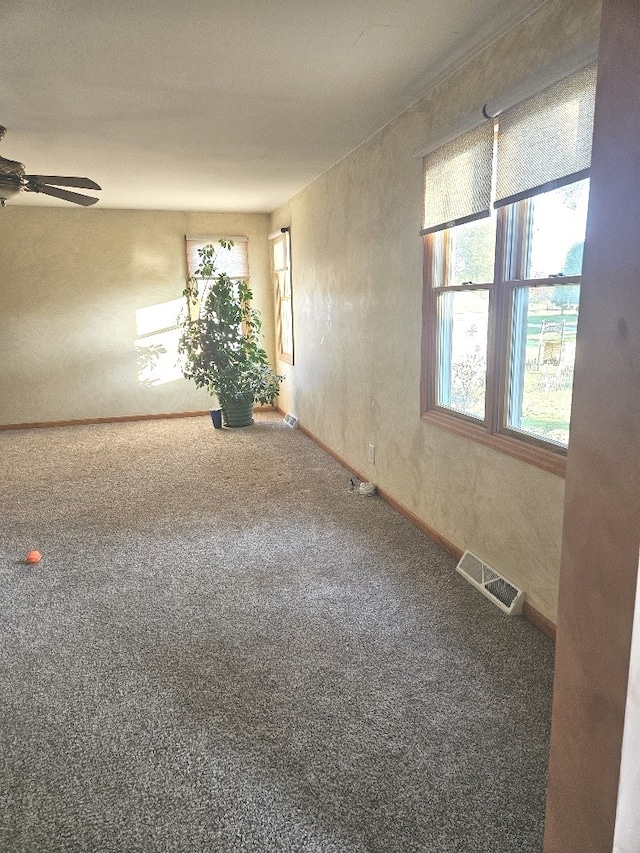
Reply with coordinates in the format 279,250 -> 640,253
0,125 -> 101,207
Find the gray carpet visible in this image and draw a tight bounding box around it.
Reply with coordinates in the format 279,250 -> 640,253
0,413 -> 554,852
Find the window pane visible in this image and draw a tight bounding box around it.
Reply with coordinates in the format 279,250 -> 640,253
449,215 -> 497,285
507,285 -> 579,446
525,179 -> 589,279
436,289 -> 489,419
280,299 -> 293,356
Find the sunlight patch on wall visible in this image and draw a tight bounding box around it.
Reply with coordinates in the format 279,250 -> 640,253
136,298 -> 183,337
135,298 -> 184,386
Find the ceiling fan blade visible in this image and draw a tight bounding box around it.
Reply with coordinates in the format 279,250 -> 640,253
25,174 -> 101,190
32,184 -> 100,206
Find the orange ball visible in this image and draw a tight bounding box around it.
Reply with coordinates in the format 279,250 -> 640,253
25,550 -> 42,564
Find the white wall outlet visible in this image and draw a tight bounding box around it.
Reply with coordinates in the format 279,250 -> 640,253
368,443 -> 376,464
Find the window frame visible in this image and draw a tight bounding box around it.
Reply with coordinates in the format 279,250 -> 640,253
421,196 -> 584,477
419,64 -> 596,477
184,235 -> 251,336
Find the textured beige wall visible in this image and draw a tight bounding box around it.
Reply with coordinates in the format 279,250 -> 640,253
270,0 -> 602,622
0,208 -> 272,424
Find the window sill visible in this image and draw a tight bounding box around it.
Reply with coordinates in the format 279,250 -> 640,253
421,408 -> 566,477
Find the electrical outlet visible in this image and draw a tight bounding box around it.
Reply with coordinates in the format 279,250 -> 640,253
368,443 -> 376,465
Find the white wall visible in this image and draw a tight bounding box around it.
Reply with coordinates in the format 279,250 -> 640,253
270,0 -> 602,623
0,209 -> 272,423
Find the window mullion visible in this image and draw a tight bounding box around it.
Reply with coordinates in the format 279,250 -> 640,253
505,200 -> 529,280
441,229 -> 451,286
433,231 -> 453,409
485,205 -> 509,434
506,286 -> 529,429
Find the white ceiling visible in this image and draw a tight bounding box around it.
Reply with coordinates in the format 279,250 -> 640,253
2,0 -> 543,212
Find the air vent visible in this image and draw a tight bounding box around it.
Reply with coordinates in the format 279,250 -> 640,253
455,550 -> 524,615
283,413 -> 298,428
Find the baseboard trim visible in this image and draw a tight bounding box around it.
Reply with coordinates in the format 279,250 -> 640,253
377,487 -> 463,562
0,410 -> 211,431
522,602 -> 557,641
0,406 -> 280,432
298,423 -> 464,559
297,421 -> 556,642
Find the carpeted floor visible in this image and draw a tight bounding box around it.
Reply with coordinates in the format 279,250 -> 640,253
0,413 -> 554,852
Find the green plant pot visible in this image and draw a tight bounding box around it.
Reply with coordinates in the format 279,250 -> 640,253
221,394 -> 254,428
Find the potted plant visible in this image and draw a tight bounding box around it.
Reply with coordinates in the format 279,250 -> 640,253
178,240 -> 283,427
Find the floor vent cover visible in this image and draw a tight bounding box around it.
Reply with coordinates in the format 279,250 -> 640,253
456,550 -> 524,615
283,413 -> 298,428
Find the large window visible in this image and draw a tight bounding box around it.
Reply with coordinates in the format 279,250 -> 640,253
421,64 -> 596,474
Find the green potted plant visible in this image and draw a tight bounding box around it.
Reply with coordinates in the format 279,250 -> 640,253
178,240 -> 283,427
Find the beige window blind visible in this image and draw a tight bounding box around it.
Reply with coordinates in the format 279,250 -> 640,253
421,121 -> 494,236
185,235 -> 249,280
494,63 -> 597,207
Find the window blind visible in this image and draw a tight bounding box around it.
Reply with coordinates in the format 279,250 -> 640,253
185,235 -> 249,280
494,63 -> 597,208
421,121 -> 494,236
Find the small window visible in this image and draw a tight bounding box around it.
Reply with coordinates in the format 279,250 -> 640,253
184,235 -> 250,338
185,235 -> 249,282
270,230 -> 294,364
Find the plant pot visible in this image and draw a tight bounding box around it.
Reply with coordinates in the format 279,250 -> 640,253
221,394 -> 254,428
210,409 -> 222,429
